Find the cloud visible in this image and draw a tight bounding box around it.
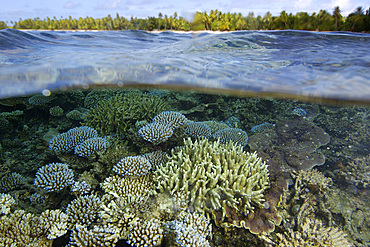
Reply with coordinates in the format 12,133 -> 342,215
94,0 -> 124,10
64,1 -> 81,9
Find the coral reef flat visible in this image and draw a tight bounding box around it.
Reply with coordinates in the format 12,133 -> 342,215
0,88 -> 369,246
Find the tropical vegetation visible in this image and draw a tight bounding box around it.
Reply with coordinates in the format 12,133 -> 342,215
1,7 -> 369,32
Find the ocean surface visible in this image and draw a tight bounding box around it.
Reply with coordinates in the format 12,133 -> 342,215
0,29 -> 369,247
0,29 -> 370,101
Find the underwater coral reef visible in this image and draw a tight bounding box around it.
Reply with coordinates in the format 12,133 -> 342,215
0,89 -> 369,246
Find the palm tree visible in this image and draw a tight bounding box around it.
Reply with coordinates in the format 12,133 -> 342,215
333,6 -> 342,30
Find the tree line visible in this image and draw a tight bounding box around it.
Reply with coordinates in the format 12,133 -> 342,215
1,6 -> 369,32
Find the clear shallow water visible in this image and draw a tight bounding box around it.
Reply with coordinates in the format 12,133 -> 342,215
0,29 -> 370,246
0,29 -> 369,101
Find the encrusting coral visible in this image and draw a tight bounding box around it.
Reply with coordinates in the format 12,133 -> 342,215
154,138 -> 269,223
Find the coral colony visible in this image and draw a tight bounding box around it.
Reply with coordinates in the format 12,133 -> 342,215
0,89 -> 361,246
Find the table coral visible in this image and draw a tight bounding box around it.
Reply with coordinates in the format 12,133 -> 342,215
74,137 -> 109,158
212,127 -> 249,147
142,151 -> 168,170
49,126 -> 98,153
138,122 -> 174,144
152,111 -> 188,129
184,121 -> 212,138
34,163 -> 74,192
154,138 -> 269,220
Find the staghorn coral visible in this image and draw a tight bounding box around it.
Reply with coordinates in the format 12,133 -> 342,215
212,127 -> 249,147
154,138 -> 269,220
101,174 -> 154,205
138,122 -> 174,144
83,89 -> 118,108
0,193 -> 15,215
74,137 -> 109,158
142,151 -> 168,170
66,194 -> 102,228
0,172 -> 26,192
83,92 -> 168,135
49,126 -> 98,153
184,121 -> 212,138
127,218 -> 164,247
34,163 -> 74,192
67,224 -> 119,247
152,111 -> 188,129
113,156 -> 152,177
49,106 -> 64,117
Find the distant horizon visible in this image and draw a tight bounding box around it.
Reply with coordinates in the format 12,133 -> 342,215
1,0 -> 369,23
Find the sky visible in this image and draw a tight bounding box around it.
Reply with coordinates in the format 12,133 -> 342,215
1,0 -> 368,23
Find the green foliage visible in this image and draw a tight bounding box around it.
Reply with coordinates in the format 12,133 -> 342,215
0,21 -> 8,30
82,92 -> 169,135
10,6 -> 370,32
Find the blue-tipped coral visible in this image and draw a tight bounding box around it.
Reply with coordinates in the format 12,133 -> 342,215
184,122 -> 212,138
34,163 -> 74,192
113,156 -> 152,177
152,111 -> 188,129
74,137 -> 109,158
49,126 -> 98,153
251,122 -> 274,133
138,122 -> 173,144
292,107 -> 307,117
212,127 -> 249,147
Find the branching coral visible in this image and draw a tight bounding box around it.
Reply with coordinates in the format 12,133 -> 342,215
154,138 -> 269,220
34,163 -> 74,192
67,224 -> 119,247
83,92 -> 168,135
66,194 -> 102,228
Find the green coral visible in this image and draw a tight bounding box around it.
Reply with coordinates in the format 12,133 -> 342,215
154,138 -> 269,219
82,92 -> 169,135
